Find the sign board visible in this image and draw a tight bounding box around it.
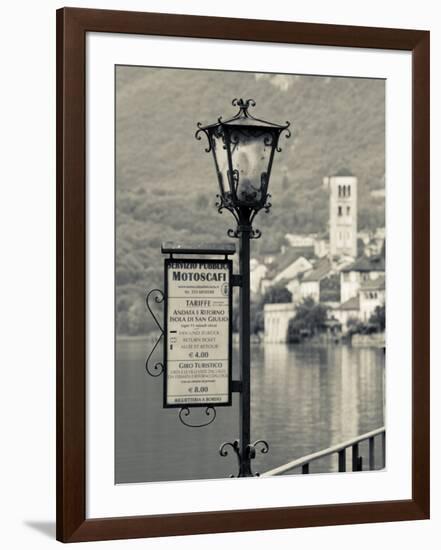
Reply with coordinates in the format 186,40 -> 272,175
164,258 -> 232,407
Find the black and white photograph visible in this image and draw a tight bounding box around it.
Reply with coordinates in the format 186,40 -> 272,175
0,0 -> 434,547
115,66 -> 386,483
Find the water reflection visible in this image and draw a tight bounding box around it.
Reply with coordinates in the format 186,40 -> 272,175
115,341 -> 384,483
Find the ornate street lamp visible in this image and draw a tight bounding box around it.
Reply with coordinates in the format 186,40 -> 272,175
196,98 -> 291,238
196,99 -> 291,477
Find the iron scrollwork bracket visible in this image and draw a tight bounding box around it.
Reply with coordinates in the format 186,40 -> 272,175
227,225 -> 262,240
145,289 -> 164,377
219,439 -> 269,477
195,122 -> 212,152
178,406 -> 217,428
219,193 -> 272,240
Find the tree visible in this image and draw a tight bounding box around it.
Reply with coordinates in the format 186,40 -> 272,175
262,284 -> 292,304
288,297 -> 328,339
369,304 -> 385,331
320,273 -> 340,302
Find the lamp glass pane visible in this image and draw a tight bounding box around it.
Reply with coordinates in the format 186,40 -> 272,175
229,129 -> 274,205
211,131 -> 230,197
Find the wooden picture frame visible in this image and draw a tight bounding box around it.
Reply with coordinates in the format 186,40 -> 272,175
56,7 -> 430,542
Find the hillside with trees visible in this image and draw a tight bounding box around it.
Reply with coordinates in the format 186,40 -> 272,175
116,67 -> 385,335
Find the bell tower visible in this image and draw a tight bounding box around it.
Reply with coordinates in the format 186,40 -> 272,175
323,170 -> 358,259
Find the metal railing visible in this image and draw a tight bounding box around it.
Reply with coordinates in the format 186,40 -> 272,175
262,427 -> 385,476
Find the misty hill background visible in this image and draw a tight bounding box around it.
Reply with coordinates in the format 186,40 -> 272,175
116,66 -> 385,335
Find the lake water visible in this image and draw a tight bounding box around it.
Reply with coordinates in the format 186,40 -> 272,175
115,341 -> 385,483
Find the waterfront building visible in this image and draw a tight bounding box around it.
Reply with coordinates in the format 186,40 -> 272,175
262,168 -> 386,341
332,295 -> 360,332
332,275 -> 385,331
264,302 -> 296,343
359,275 -> 385,322
300,257 -> 332,302
340,254 -> 385,303
259,249 -> 313,297
323,170 -> 358,259
273,255 -> 313,286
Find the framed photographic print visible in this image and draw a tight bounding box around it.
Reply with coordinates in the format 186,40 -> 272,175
56,7 -> 430,543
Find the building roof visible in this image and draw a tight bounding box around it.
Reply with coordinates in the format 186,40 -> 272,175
266,249 -> 312,279
341,254 -> 385,273
360,275 -> 385,291
290,245 -> 316,258
337,295 -> 360,311
302,257 -> 332,282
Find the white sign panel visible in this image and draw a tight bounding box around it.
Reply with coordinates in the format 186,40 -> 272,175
164,259 -> 232,407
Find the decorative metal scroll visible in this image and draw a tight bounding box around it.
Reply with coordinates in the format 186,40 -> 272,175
178,406 -> 217,428
275,126 -> 292,152
215,191 -> 272,240
145,288 -> 218,428
226,227 -> 262,240
145,289 -> 165,377
219,438 -> 269,477
195,121 -> 212,153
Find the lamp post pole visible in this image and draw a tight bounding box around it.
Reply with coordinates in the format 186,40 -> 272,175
238,223 -> 252,476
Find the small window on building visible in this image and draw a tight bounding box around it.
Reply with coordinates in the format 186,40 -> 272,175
342,186 -> 346,197
347,185 -> 351,197
347,206 -> 350,215
338,185 -> 341,197
338,206 -> 342,216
